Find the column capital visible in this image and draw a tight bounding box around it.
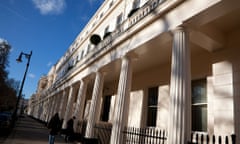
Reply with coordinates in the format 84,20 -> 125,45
171,26 -> 189,35
123,52 -> 139,61
95,69 -> 108,77
81,77 -> 90,83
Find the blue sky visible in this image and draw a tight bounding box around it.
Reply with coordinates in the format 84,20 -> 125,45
0,0 -> 103,99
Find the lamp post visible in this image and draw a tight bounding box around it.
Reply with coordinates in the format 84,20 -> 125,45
14,51 -> 32,118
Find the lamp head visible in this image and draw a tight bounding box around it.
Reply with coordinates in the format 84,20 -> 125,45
16,53 -> 23,63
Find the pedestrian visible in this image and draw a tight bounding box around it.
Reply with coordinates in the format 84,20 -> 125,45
47,113 -> 61,144
65,116 -> 76,142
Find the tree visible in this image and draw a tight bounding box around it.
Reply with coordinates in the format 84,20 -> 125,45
0,39 -> 10,85
0,38 -> 18,111
0,39 -> 11,69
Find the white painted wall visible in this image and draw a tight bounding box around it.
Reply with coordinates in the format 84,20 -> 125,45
128,90 -> 144,127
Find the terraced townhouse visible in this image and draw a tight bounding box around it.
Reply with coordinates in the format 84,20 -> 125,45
28,0 -> 240,143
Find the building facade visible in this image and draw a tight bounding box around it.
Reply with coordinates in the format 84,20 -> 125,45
28,0 -> 240,143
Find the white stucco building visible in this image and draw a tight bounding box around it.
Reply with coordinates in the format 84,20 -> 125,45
29,0 -> 240,143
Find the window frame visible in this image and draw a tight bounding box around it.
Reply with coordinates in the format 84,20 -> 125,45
191,78 -> 208,132
146,86 -> 158,127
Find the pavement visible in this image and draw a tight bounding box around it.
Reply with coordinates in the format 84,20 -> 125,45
0,115 -> 75,144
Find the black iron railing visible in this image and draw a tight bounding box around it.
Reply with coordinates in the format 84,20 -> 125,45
94,123 -> 112,144
123,127 -> 167,144
92,123 -> 167,144
75,120 -> 87,134
73,120 -> 87,142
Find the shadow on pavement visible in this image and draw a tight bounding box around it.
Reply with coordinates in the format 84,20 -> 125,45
0,115 -> 67,144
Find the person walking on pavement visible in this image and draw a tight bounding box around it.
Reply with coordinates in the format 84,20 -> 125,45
65,116 -> 76,142
47,113 -> 61,144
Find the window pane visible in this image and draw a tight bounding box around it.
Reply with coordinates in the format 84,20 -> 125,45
116,13 -> 123,26
132,0 -> 140,9
104,26 -> 109,35
101,95 -> 112,122
147,107 -> 157,127
147,87 -> 158,127
192,105 -> 207,131
192,79 -> 206,104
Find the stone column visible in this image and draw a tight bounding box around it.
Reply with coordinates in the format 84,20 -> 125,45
39,102 -> 44,120
48,95 -> 56,121
43,100 -> 48,122
110,56 -> 133,144
74,79 -> 88,131
62,86 -> 75,129
59,89 -> 68,119
45,98 -> 50,122
168,27 -> 191,144
37,102 -> 42,119
53,93 -> 61,115
47,97 -> 53,121
85,71 -> 104,138
52,95 -> 58,115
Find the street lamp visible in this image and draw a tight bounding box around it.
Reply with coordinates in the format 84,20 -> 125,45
14,51 -> 32,118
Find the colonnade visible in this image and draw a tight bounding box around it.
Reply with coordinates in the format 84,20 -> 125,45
30,27 -> 191,144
